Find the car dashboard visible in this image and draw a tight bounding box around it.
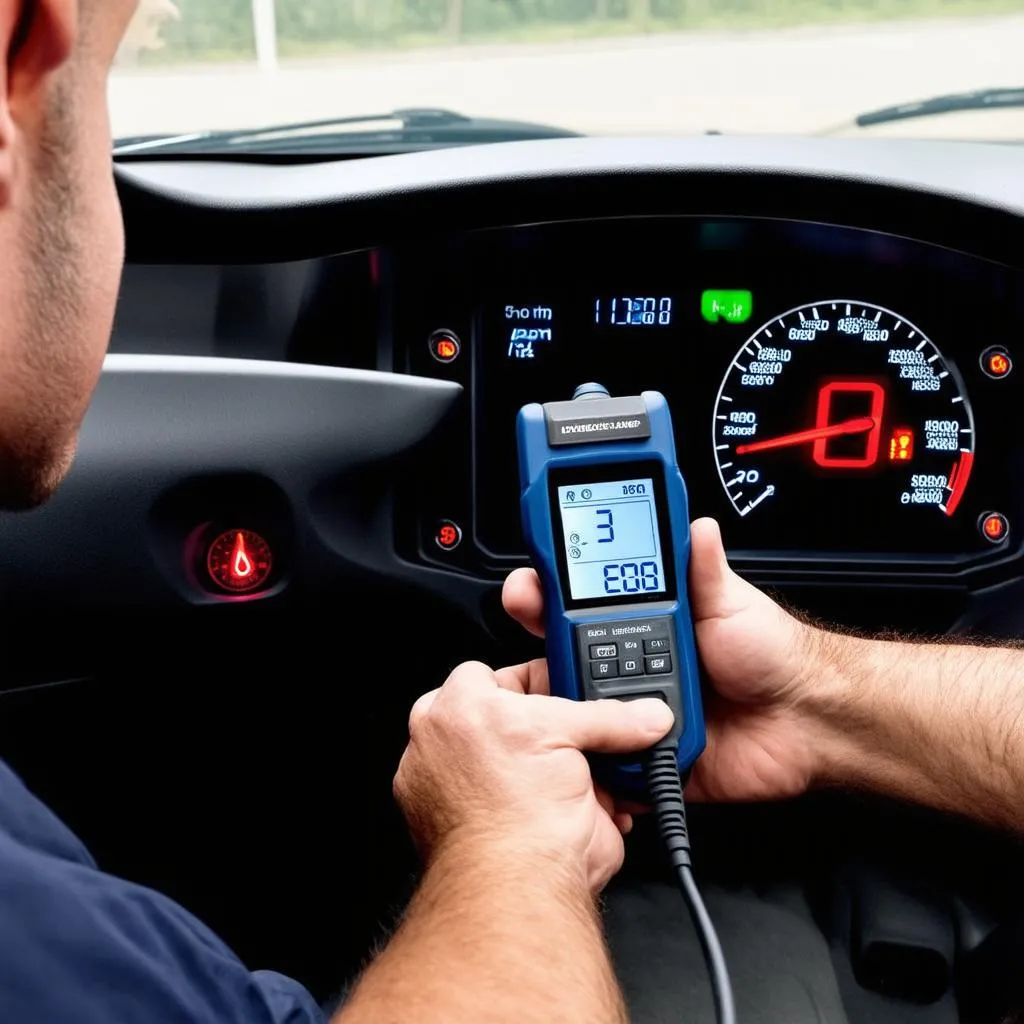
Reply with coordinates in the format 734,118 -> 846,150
3,136 -> 1024,1008
7,135 -> 1019,654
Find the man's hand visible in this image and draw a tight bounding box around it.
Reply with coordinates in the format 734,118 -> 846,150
394,661 -> 674,891
503,518 -> 822,803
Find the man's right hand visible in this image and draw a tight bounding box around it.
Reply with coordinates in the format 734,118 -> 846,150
504,518 -> 825,804
394,662 -> 675,891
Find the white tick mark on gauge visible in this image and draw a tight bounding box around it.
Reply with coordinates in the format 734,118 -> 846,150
813,307 -> 820,320
743,346 -> 753,356
845,304 -> 851,315
762,332 -> 770,341
727,474 -> 743,488
715,444 -> 729,451
895,321 -> 903,331
952,396 -> 963,404
938,371 -> 949,379
735,364 -> 747,372
720,462 -> 733,470
960,447 -> 971,454
874,310 -> 882,322
777,319 -> 784,329
720,395 -> 733,403
798,310 -> 806,322
915,339 -> 926,351
961,427 -> 973,434
928,354 -> 940,363
717,415 -> 727,420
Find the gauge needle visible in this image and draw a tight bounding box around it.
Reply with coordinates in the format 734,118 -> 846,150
735,416 -> 877,456
231,532 -> 253,579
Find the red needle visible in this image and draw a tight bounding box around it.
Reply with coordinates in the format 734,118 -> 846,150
735,416 -> 877,456
231,532 -> 253,579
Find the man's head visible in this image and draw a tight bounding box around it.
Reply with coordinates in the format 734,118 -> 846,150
0,0 -> 138,509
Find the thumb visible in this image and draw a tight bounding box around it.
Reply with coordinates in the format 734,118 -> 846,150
542,697 -> 675,754
689,517 -> 753,622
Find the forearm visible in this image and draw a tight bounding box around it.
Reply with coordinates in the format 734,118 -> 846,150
802,629 -> 1024,831
335,838 -> 625,1024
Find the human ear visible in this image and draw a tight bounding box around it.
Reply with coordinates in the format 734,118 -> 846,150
0,0 -> 77,205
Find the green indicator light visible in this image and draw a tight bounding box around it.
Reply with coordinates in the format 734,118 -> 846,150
701,290 -> 753,325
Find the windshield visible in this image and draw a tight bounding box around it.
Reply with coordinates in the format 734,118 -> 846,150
109,1 -> 1024,148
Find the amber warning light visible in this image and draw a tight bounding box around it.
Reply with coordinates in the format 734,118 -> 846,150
429,331 -> 462,364
888,427 -> 914,462
981,346 -> 1012,380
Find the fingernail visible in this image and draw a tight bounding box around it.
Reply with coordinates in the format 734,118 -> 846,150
632,698 -> 674,731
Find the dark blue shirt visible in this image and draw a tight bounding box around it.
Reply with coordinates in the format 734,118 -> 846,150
0,759 -> 324,1024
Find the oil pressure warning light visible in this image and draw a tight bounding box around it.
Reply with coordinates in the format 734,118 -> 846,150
206,529 -> 273,594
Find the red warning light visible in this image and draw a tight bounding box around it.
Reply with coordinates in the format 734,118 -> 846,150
207,529 -> 273,593
888,427 -> 915,462
435,520 -> 463,552
980,512 -> 1009,544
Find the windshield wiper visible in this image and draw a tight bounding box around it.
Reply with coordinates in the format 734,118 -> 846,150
847,86 -> 1024,129
113,107 -> 580,157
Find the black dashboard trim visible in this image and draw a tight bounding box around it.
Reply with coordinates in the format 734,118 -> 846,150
116,137 -> 1024,268
5,138 -> 1024,669
0,356 -> 464,617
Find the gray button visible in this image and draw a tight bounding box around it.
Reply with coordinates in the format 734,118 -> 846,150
590,643 -> 618,660
621,638 -> 642,655
621,658 -> 643,677
590,660 -> 619,681
644,638 -> 671,654
645,655 -> 673,675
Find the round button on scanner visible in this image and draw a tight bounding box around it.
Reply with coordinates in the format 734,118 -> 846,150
429,330 -> 461,365
981,346 -> 1012,380
979,511 -> 1009,545
435,520 -> 463,552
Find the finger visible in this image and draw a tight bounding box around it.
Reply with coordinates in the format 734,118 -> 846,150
540,697 -> 675,754
442,661 -> 501,695
407,688 -> 441,731
594,784 -> 635,834
689,518 -> 732,621
502,568 -> 546,639
494,659 -> 551,697
690,517 -> 761,624
595,786 -> 616,819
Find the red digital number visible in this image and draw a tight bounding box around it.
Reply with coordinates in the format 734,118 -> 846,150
813,382 -> 885,469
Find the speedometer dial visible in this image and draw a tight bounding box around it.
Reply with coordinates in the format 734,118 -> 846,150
712,301 -> 975,532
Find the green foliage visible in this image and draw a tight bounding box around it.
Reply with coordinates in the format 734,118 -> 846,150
140,0 -> 1024,63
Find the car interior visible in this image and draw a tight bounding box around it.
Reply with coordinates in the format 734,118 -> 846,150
3,119 -> 1024,1023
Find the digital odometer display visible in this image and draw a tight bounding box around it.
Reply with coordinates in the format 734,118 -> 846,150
555,477 -> 667,602
712,300 -> 976,534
